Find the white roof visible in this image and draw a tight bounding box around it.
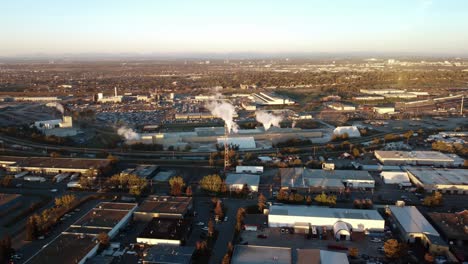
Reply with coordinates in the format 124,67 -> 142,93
333,126 -> 361,138
375,151 -> 454,162
389,206 -> 439,235
406,167 -> 468,185
320,250 -> 349,264
225,173 -> 260,187
217,137 -> 256,149
380,171 -> 410,184
269,205 -> 384,221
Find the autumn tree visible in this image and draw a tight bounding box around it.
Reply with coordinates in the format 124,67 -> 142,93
277,189 -> 288,201
200,174 -> 223,193
306,195 -> 312,205
0,176 -> 13,187
348,247 -> 359,258
208,219 -> 214,237
423,191 -> 443,206
169,176 -> 185,196
235,208 -> 246,232
384,239 -> 402,258
403,130 -> 414,144
185,186 -> 193,196
222,253 -> 231,264
97,232 -> 110,250
214,201 -> 224,219
25,216 -> 38,241
258,193 -> 267,212
424,253 -> 434,263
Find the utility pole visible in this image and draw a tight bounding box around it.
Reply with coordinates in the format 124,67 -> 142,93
224,125 -> 230,172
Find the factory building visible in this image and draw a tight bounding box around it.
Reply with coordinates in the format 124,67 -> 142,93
374,150 -> 462,167
326,102 -> 356,111
34,116 -> 73,129
12,96 -> 61,102
217,137 -> 256,149
142,245 -> 195,264
380,171 -> 411,186
136,218 -> 190,246
297,249 -> 349,264
268,205 -> 385,234
386,206 -> 448,255
279,168 -> 375,192
405,167 -> 468,194
373,106 -> 396,115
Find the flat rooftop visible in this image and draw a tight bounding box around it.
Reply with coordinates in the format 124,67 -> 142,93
279,168 -> 373,188
26,234 -> 96,264
296,249 -> 349,264
375,151 -> 454,162
406,167 -> 468,185
136,196 -> 192,215
143,245 -> 195,264
0,156 -> 111,170
389,206 -> 439,236
72,202 -> 136,229
231,245 -> 292,264
138,218 -> 189,241
269,205 -> 384,221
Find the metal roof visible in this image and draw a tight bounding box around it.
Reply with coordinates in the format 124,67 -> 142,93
389,206 -> 439,235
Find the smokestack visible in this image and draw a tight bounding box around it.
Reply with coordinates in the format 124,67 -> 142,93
114,87 -> 118,97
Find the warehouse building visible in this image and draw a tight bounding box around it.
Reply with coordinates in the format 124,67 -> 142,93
142,245 -> 195,264
136,218 -> 190,246
386,206 -> 448,255
333,126 -> 361,138
380,171 -> 411,186
26,202 -> 137,264
427,210 -> 468,247
268,205 -> 385,234
0,156 -> 111,176
279,168 -> 375,192
231,245 -> 292,264
405,167 -> 468,194
374,151 -> 461,167
296,249 -> 349,264
217,137 -> 256,149
225,173 -> 260,192
134,196 -> 193,221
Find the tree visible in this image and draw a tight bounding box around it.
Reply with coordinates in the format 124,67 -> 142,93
97,232 -> 110,247
306,195 -> 312,205
0,235 -> 13,264
208,219 -> 214,237
326,194 -> 337,206
235,208 -> 246,231
403,130 -> 414,144
222,253 -> 231,264
348,247 -> 359,258
185,186 -> 193,197
0,175 -> 13,187
424,253 -> 434,263
241,184 -> 250,195
383,239 -> 402,258
258,193 -> 267,212
79,175 -> 94,189
423,191 -> 443,207
352,147 -> 360,158
314,192 -> 328,204
106,154 -> 119,164
200,174 -> 223,193
25,217 -> 38,241
50,151 -> 61,158
277,189 -> 288,201
169,176 -> 185,196
215,201 -> 224,219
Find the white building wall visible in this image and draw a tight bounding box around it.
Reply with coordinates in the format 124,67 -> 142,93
268,215 -> 384,231
136,238 -> 181,246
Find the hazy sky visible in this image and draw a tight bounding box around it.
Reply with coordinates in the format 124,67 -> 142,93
1,0 -> 468,56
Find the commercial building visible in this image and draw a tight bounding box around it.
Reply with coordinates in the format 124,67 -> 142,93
134,196 -> 193,221
360,89 -> 406,95
373,106 -> 395,115
268,205 -> 385,233
0,156 -> 111,176
380,171 -> 411,186
225,173 -> 260,192
13,96 -> 61,102
386,206 -> 448,255
296,249 -> 349,264
120,165 -> 160,179
279,168 -> 375,192
26,202 -> 137,264
353,96 -> 385,101
405,167 -> 468,194
326,103 -> 355,111
142,245 -> 195,264
333,126 -> 361,138
374,151 -> 459,167
231,245 -> 292,264
34,116 -> 73,129
136,218 -> 190,246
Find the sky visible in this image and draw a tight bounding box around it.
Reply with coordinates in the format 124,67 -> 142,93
1,0 -> 468,57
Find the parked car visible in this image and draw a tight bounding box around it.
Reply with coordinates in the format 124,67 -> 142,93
196,222 -> 204,226
257,234 -> 267,239
224,216 -> 228,222
370,238 -> 382,243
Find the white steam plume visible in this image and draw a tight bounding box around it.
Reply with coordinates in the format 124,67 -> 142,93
255,111 -> 283,131
206,101 -> 238,134
117,127 -> 140,140
47,102 -> 64,115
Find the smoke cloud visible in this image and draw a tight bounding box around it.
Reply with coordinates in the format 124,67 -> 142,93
206,101 -> 238,134
47,102 -> 64,115
117,127 -> 140,140
255,111 -> 283,131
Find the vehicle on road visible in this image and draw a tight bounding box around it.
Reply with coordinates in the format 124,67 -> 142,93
224,216 -> 228,222
196,222 -> 204,226
370,238 -> 382,243
201,227 -> 209,231
50,189 -> 58,192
